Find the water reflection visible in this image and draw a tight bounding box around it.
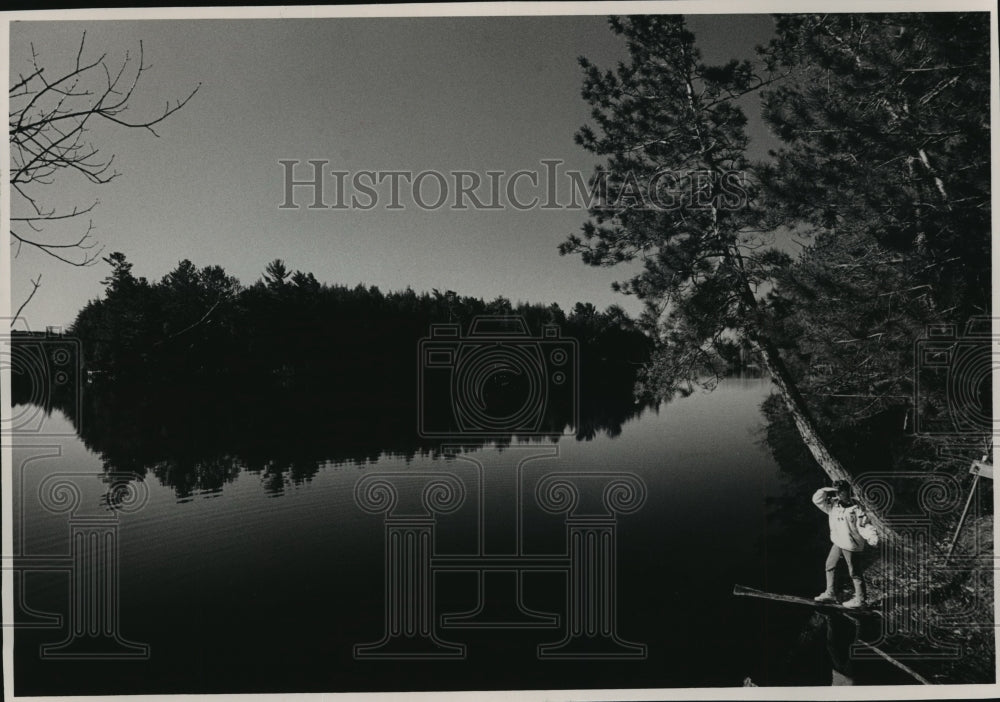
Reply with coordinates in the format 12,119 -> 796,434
10,371 -> 926,693
13,374 -> 657,499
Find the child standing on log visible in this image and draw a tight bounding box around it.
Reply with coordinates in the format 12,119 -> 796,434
812,480 -> 877,608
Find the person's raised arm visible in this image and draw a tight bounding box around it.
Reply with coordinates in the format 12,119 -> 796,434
812,487 -> 836,514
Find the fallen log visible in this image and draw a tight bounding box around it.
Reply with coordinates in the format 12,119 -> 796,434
732,584 -> 879,614
732,584 -> 932,685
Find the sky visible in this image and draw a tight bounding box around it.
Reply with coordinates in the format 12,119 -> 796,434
8,13 -> 779,329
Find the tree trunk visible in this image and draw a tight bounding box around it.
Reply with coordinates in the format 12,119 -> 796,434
748,331 -> 899,543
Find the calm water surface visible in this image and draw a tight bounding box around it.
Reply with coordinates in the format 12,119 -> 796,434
12,377 -> 906,693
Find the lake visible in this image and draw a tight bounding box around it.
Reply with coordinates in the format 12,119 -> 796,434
11,375 -> 910,694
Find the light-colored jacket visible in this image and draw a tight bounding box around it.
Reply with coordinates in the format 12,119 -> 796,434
812,488 -> 874,552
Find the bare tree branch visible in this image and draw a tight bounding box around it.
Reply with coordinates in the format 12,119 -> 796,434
11,275 -> 43,325
9,33 -> 199,275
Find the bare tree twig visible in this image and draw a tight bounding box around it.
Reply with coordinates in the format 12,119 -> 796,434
11,275 -> 43,325
9,33 -> 198,272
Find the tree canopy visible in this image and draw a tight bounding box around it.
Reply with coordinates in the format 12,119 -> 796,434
562,13 -> 992,531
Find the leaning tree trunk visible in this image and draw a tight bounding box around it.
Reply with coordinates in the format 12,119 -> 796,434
721,245 -> 899,543
747,330 -> 899,544
678,53 -> 898,542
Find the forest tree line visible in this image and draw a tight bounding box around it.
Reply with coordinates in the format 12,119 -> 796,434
12,13 -> 992,519
66,254 -> 655,399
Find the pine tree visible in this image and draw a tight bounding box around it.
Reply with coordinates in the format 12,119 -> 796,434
561,15 -> 980,539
